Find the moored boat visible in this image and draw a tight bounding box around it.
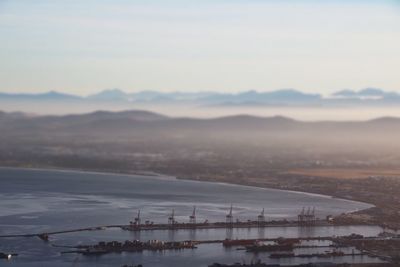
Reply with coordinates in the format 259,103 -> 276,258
222,239 -> 257,247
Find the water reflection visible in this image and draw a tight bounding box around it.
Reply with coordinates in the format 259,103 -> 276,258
257,227 -> 265,239
189,229 -> 197,241
298,225 -> 315,237
225,228 -> 233,240
168,229 -> 176,241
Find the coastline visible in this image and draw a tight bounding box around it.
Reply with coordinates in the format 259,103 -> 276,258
0,165 -> 374,213
0,165 -> 176,180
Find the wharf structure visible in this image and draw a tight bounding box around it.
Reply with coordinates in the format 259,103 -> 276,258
122,206 -> 326,232
61,234 -> 397,263
0,206 -> 342,240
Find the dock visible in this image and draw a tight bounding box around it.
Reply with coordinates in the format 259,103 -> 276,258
0,206 -> 372,240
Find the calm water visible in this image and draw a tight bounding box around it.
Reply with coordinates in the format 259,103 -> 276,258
0,168 -> 382,266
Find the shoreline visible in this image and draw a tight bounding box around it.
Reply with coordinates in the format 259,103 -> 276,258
0,165 -> 176,180
0,165 -> 374,213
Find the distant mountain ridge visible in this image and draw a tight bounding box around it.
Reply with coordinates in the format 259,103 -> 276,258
1,88 -> 399,106
332,88 -> 398,99
0,90 -> 80,100
1,109 -> 399,125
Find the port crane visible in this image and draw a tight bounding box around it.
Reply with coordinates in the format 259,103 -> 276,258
298,206 -> 316,225
135,210 -> 141,226
189,206 -> 196,224
130,210 -> 141,228
168,209 -> 175,227
258,208 -> 265,225
226,204 -> 233,226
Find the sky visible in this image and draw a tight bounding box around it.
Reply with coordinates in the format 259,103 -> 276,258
0,0 -> 399,96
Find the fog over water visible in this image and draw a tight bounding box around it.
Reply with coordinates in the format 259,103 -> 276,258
2,100 -> 400,121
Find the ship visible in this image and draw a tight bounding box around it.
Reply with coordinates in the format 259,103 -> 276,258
222,239 -> 257,247
246,243 -> 294,252
297,251 -> 345,258
269,252 -> 295,258
0,252 -> 18,260
81,248 -> 109,256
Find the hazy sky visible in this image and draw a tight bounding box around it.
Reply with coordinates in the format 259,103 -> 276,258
0,0 -> 399,95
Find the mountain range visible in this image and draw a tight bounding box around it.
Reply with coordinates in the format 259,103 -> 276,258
1,109 -> 399,134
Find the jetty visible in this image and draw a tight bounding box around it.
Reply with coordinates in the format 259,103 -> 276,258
61,240 -> 197,255
0,207 -> 372,241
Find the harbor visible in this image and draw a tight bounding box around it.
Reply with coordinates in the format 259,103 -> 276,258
2,205 -> 394,266
0,206 -> 363,240
51,233 -> 397,262
0,168 -> 385,267
0,209 -> 389,266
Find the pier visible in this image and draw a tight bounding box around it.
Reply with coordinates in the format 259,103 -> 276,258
60,240 -> 197,255
56,234 -> 385,262
122,206 -> 333,231
0,206 -> 368,240
57,236 -> 349,256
